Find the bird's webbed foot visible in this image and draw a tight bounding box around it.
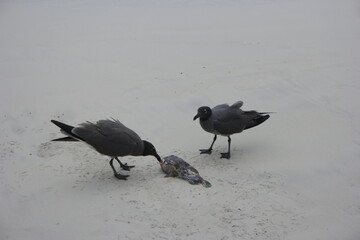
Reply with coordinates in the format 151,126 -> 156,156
120,162 -> 135,171
220,152 -> 231,159
199,149 -> 212,155
115,157 -> 135,171
110,158 -> 132,179
114,173 -> 129,180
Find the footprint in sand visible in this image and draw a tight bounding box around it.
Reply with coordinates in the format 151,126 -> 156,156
37,142 -> 65,158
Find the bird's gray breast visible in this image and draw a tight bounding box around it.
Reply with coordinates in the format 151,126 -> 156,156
199,115 -> 220,135
199,108 -> 228,135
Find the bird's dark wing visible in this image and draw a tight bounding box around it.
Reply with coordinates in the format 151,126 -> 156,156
230,101 -> 243,109
72,120 -> 143,157
213,103 -> 229,111
215,110 -> 270,134
212,106 -> 245,135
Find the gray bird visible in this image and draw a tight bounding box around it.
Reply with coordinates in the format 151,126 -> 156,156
193,101 -> 270,159
51,119 -> 162,180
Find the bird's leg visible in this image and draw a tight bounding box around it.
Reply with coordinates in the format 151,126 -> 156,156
220,136 -> 231,159
200,135 -> 217,155
109,158 -> 129,180
115,157 -> 134,171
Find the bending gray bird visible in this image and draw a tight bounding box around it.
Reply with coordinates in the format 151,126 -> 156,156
51,119 -> 162,180
193,101 -> 270,159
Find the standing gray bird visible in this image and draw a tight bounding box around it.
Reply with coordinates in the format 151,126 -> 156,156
51,119 -> 162,180
193,101 -> 270,159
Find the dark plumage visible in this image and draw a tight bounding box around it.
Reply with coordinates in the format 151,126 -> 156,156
193,101 -> 270,159
51,119 -> 162,180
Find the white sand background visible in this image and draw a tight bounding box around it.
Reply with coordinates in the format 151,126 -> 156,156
1,0 -> 360,239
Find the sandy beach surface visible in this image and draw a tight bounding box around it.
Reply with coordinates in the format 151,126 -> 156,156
1,0 -> 360,239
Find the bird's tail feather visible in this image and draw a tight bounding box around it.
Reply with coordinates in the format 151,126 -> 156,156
51,120 -> 84,141
259,112 -> 276,114
52,136 -> 79,142
51,120 -> 74,134
244,114 -> 270,130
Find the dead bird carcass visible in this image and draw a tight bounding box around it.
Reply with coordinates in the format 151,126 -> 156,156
160,155 -> 211,188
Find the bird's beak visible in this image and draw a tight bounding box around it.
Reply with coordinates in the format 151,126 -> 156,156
154,153 -> 163,163
193,113 -> 200,121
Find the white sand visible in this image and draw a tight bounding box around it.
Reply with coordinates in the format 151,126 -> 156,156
1,0 -> 360,239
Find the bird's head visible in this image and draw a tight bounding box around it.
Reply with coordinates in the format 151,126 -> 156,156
193,106 -> 212,121
142,140 -> 162,163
